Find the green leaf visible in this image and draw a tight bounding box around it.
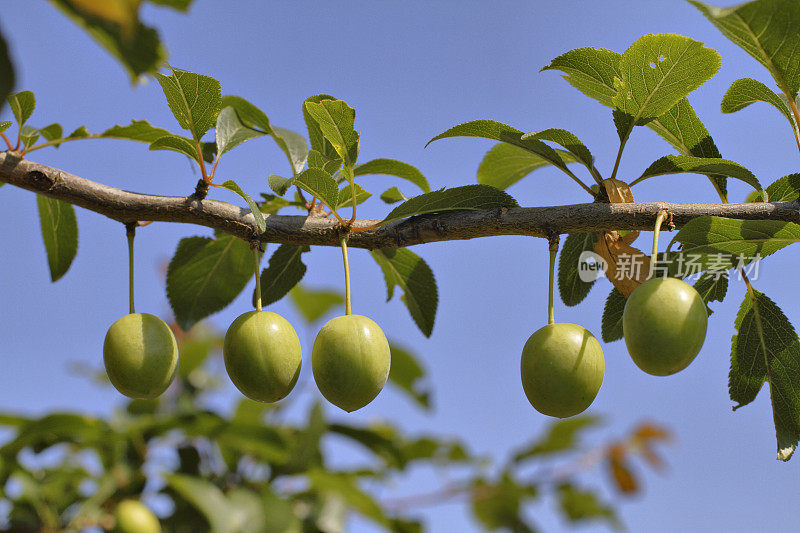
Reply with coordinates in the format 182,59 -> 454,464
380,186 -> 407,204
222,96 -> 310,173
634,155 -> 761,191
649,97 -> 721,157
371,248 -> 437,337
542,47 -> 727,197
644,98 -> 727,199
8,91 -> 34,127
730,290 -> 800,461
166,474 -> 236,533
149,134 -> 201,163
220,95 -> 272,133
289,285 -> 343,323
293,168 -> 339,210
379,184 -> 518,226
101,119 -> 171,143
601,288 -> 626,343
307,470 -> 389,527
612,34 -> 720,121
304,100 -> 359,166
303,99 -> 360,166
328,424 -> 409,469
36,195 -> 78,282
542,47 -> 622,107
0,29 -> 15,113
215,106 -> 264,156
254,244 -> 309,307
427,119 -> 569,171
353,159 -> 431,193
558,232 -> 598,306
689,0 -> 800,98
0,121 -> 11,133
257,194 -> 294,215
19,125 -> 40,149
721,78 -> 795,129
471,474 -> 537,533
514,416 -> 601,461
307,148 -> 341,175
302,94 -> 339,160
670,217 -> 800,269
218,180 -> 266,233
149,0 -> 196,9
268,174 -> 292,196
521,128 -> 594,170
67,125 -> 89,139
273,127 -> 309,174
166,233 -> 253,331
155,67 -> 222,140
693,271 -> 728,315
749,173 -> 800,203
38,123 -> 62,142
388,343 -> 431,409
49,0 -> 165,81
337,183 -> 371,208
477,143 -> 578,190
557,484 -> 622,530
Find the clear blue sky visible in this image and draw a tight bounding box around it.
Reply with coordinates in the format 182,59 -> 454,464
2,1 -> 798,532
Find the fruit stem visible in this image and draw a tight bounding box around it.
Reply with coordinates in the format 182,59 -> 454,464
253,245 -> 262,312
126,223 -> 136,314
341,236 -> 352,316
547,236 -> 558,325
648,210 -> 669,280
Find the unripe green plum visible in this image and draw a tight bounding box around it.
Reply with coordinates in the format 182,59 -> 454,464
312,314 -> 390,412
103,313 -> 178,399
113,500 -> 161,533
223,310 -> 302,402
623,277 -> 707,376
520,323 -> 604,418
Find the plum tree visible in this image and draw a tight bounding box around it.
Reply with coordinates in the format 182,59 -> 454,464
3,1 -> 800,532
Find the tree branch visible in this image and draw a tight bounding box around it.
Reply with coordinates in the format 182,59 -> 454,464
2,152 -> 799,249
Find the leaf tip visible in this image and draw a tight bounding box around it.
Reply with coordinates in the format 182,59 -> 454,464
778,445 -> 795,462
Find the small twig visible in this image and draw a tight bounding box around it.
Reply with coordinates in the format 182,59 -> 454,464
195,141 -> 210,184
788,97 -> 800,156
1,133 -> 13,150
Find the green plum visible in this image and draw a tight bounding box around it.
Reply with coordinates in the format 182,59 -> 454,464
113,500 -> 161,533
623,276 -> 707,376
103,313 -> 179,399
312,314 -> 391,412
520,322 -> 604,418
223,310 -> 302,402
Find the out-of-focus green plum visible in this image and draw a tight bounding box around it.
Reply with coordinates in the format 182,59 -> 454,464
113,500 -> 161,533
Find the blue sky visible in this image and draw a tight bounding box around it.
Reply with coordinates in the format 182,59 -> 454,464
2,1 -> 799,531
